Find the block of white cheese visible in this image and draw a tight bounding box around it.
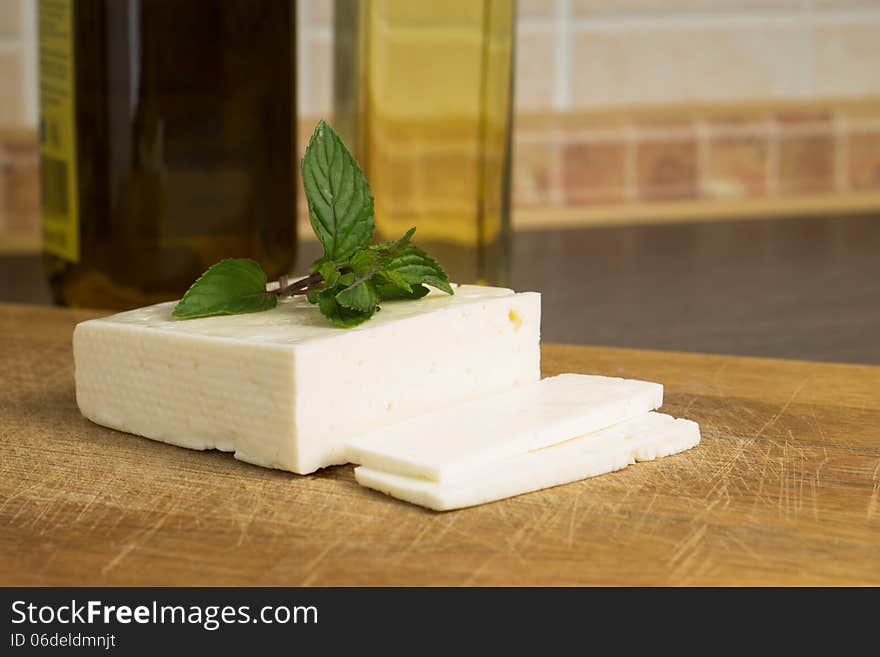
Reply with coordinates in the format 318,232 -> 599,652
355,412 -> 700,511
73,285 -> 541,474
345,373 -> 663,482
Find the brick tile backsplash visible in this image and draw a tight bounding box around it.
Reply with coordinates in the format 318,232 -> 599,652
0,0 -> 23,35
847,131 -> 880,191
518,0 -> 555,19
5,102 -> 880,246
811,19 -> 880,100
0,130 -> 39,235
515,103 -> 880,225
779,134 -> 836,195
308,0 -> 333,26
572,0 -> 803,14
4,0 -> 880,243
704,134 -> 769,199
3,163 -> 39,232
308,36 -> 333,123
569,22 -> 806,109
636,138 -> 698,201
515,31 -> 556,112
0,49 -> 26,126
6,1 -> 880,127
514,140 -> 557,208
509,103 -> 880,217
562,140 -> 628,205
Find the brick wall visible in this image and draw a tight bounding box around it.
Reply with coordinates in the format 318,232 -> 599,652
516,0 -> 880,112
514,102 -> 880,227
0,0 -> 37,248
3,0 -> 880,251
298,0 -> 880,228
0,0 -> 35,126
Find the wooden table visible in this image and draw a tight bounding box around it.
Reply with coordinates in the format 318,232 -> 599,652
1,303 -> 878,586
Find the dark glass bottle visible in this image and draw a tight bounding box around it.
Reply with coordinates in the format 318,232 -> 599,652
38,0 -> 297,309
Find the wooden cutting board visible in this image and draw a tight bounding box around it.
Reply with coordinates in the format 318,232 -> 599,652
1,303 -> 878,586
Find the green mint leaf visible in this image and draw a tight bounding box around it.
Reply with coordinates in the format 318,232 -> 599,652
308,254 -> 331,275
172,259 -> 277,319
335,279 -> 378,312
349,248 -> 384,278
317,260 -> 342,287
375,282 -> 430,301
316,286 -> 373,327
383,243 -> 454,295
302,119 -> 374,262
381,269 -> 413,293
369,226 -> 416,254
316,286 -> 339,318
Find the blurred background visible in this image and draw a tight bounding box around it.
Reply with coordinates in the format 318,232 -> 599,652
1,0 -> 878,362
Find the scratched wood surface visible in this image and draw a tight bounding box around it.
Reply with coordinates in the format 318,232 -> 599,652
1,303 -> 878,586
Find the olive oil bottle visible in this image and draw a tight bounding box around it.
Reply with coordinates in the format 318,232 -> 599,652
38,0 -> 297,309
334,0 -> 515,285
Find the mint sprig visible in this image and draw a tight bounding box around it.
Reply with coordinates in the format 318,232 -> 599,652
172,120 -> 453,326
302,120 -> 374,263
172,259 -> 277,319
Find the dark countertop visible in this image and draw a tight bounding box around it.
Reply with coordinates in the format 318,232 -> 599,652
3,213 -> 879,364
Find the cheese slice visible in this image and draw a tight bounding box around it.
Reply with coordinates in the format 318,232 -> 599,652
345,373 -> 663,482
355,412 -> 700,511
73,285 -> 541,474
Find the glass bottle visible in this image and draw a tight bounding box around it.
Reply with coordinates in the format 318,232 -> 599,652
38,0 -> 297,309
333,0 -> 515,285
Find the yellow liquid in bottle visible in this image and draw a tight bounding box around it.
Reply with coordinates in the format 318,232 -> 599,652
336,0 -> 514,285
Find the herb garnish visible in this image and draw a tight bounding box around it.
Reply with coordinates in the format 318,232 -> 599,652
172,120 -> 453,327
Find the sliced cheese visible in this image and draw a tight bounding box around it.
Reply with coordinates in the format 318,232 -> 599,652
345,373 -> 663,482
355,412 -> 700,511
73,285 -> 541,474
